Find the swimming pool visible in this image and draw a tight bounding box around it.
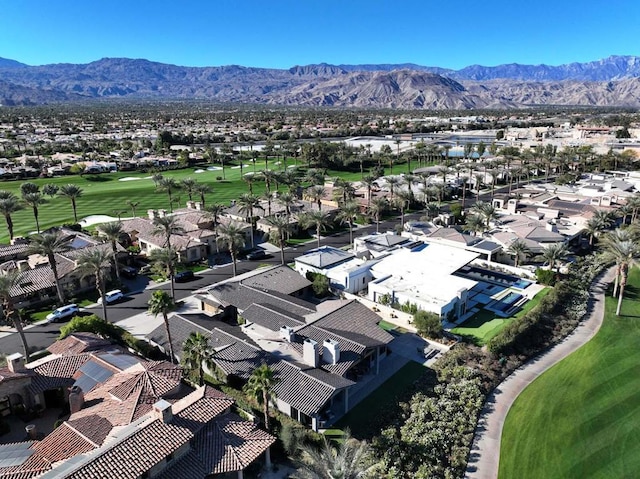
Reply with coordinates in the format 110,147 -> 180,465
497,292 -> 523,312
513,279 -> 532,289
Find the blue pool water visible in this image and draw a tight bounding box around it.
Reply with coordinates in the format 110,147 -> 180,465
497,292 -> 523,312
513,279 -> 532,289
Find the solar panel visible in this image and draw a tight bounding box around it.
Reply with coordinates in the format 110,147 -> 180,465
79,361 -> 114,383
0,441 -> 35,468
74,375 -> 99,393
99,353 -> 140,371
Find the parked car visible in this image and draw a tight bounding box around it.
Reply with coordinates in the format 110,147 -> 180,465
246,249 -> 267,260
97,290 -> 124,304
138,264 -> 153,275
174,270 -> 195,282
45,304 -> 79,323
120,266 -> 138,279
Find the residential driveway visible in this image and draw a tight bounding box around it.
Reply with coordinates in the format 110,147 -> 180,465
465,266 -> 615,479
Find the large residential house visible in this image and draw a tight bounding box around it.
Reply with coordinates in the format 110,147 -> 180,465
0,333 -> 273,479
147,265 -> 394,431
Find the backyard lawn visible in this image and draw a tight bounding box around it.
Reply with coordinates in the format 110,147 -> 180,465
333,361 -> 431,439
499,268 -> 640,479
452,288 -> 550,345
0,161 -> 390,242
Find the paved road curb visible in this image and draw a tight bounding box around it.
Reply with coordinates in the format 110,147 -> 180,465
465,266 -> 615,479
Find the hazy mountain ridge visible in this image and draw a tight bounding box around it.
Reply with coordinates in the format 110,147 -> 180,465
2,56 -> 640,108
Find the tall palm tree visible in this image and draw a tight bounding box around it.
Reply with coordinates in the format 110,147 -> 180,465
293,431 -> 376,479
59,184 -> 84,223
474,173 -> 484,201
126,200 -> 140,218
182,332 -> 215,386
603,239 -> 640,316
157,177 -> 180,212
300,210 -> 331,249
423,202 -> 441,222
97,221 -> 124,281
308,185 -> 327,211
76,248 -> 112,321
0,194 -> 23,240
261,169 -> 279,194
385,176 -> 401,200
507,239 -> 532,267
541,243 -> 569,272
149,247 -> 179,300
28,231 -> 70,304
203,204 -> 226,253
0,272 -> 30,361
337,201 -> 360,250
152,215 -> 185,249
148,290 -> 177,362
237,193 -> 263,249
361,175 -> 377,208
470,201 -> 499,231
243,173 -> 257,194
394,189 -> 413,231
195,183 -> 212,208
265,215 -> 290,265
22,192 -> 43,233
369,197 -> 388,234
244,363 -> 279,432
602,228 -> 638,297
217,222 -> 246,276
464,214 -> 485,236
181,177 -> 198,201
584,210 -> 616,246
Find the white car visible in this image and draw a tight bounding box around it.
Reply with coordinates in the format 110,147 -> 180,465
45,304 -> 79,323
97,290 -> 124,305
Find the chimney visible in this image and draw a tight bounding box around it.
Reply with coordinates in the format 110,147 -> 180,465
507,199 -> 518,214
68,386 -> 85,414
16,260 -> 29,272
303,338 -> 319,367
7,352 -> 25,373
279,326 -> 294,343
546,221 -> 558,233
322,339 -> 340,365
194,202 -> 202,211
158,209 -> 167,218
153,399 -> 173,423
186,201 -> 195,210
147,209 -> 157,220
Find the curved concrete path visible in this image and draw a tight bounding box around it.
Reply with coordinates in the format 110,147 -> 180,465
465,266 -> 615,479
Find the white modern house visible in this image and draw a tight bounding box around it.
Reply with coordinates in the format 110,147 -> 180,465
368,244 -> 479,321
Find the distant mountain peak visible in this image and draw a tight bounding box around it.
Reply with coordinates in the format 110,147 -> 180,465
0,57 -> 27,69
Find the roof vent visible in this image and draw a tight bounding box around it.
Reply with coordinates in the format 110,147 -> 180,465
153,399 -> 173,423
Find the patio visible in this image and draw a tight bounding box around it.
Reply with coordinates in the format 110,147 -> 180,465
1,407 -> 65,443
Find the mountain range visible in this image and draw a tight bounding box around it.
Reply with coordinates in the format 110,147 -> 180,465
1,55 -> 640,108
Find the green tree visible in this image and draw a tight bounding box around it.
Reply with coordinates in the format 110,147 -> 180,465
195,183 -> 212,208
217,222 -> 246,276
265,215 -> 290,265
59,184 -> 84,223
157,177 -> 181,212
96,221 -> 124,281
308,185 -> 327,211
0,194 -> 23,240
203,203 -> 226,253
28,231 -> 70,304
337,201 -> 360,250
126,200 -> 140,218
152,215 -> 185,249
413,310 -> 443,338
300,210 -> 331,249
149,247 -> 179,300
507,239 -> 532,267
237,193 -> 263,249
22,192 -> 43,233
0,272 -> 30,361
148,290 -> 176,362
182,331 -> 214,386
369,197 -> 388,234
470,201 -> 498,231
244,363 -> 279,432
76,248 -> 112,321
541,243 -> 569,272
42,184 -> 59,199
181,177 -> 198,202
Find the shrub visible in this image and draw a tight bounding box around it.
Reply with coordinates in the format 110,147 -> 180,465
413,310 -> 443,338
535,268 -> 556,285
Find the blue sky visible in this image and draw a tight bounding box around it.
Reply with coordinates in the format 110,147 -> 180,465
1,0 -> 638,69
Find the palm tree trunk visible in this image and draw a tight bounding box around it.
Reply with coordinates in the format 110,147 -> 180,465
279,241 -> 285,265
263,390 -> 270,431
163,312 -> 176,363
316,226 -> 321,249
170,275 -> 176,301
616,277 -> 626,316
33,207 -> 40,233
8,304 -> 30,361
111,243 -> 121,281
72,199 -> 78,223
98,275 -> 108,321
5,215 -> 14,240
49,255 -> 65,304
231,253 -> 237,276
349,223 -> 353,250
613,264 -> 621,297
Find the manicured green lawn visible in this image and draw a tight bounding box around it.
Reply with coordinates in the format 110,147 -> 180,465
333,361 -> 430,439
499,269 -> 640,479
452,288 -> 550,345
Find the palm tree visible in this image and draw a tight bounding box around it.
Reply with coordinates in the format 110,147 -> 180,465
0,194 -> 23,240
243,173 -> 258,194
394,189 -> 413,231
97,221 -> 124,281
149,247 -> 179,300
22,192 -> 43,233
182,332 -> 215,386
203,204 -> 225,253
261,191 -> 274,217
261,169 -> 279,194
489,169 -> 499,199
470,201 -> 499,231
265,215 -> 290,265
385,176 -> 401,200
237,193 -> 263,249
584,210 -> 616,246
0,272 -> 30,361
361,175 -> 377,208
300,210 -> 331,249
217,222 -> 246,276
244,363 -> 279,432
474,173 -> 484,201
152,215 -> 185,249
369,197 -> 388,234
151,173 -> 164,188
423,202 -> 441,221
181,177 -> 198,201
308,185 -> 327,211
157,177 -> 180,212
464,214 -> 485,236
603,239 -> 640,316
28,231 -> 70,304
541,243 -> 569,272
507,239 -> 532,267
148,290 -> 177,362
602,228 -> 638,297
337,201 -> 360,250
76,248 -> 112,321
293,430 -> 376,479
42,184 -> 59,199
59,184 -> 84,223
195,183 -> 212,208
126,200 -> 140,218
